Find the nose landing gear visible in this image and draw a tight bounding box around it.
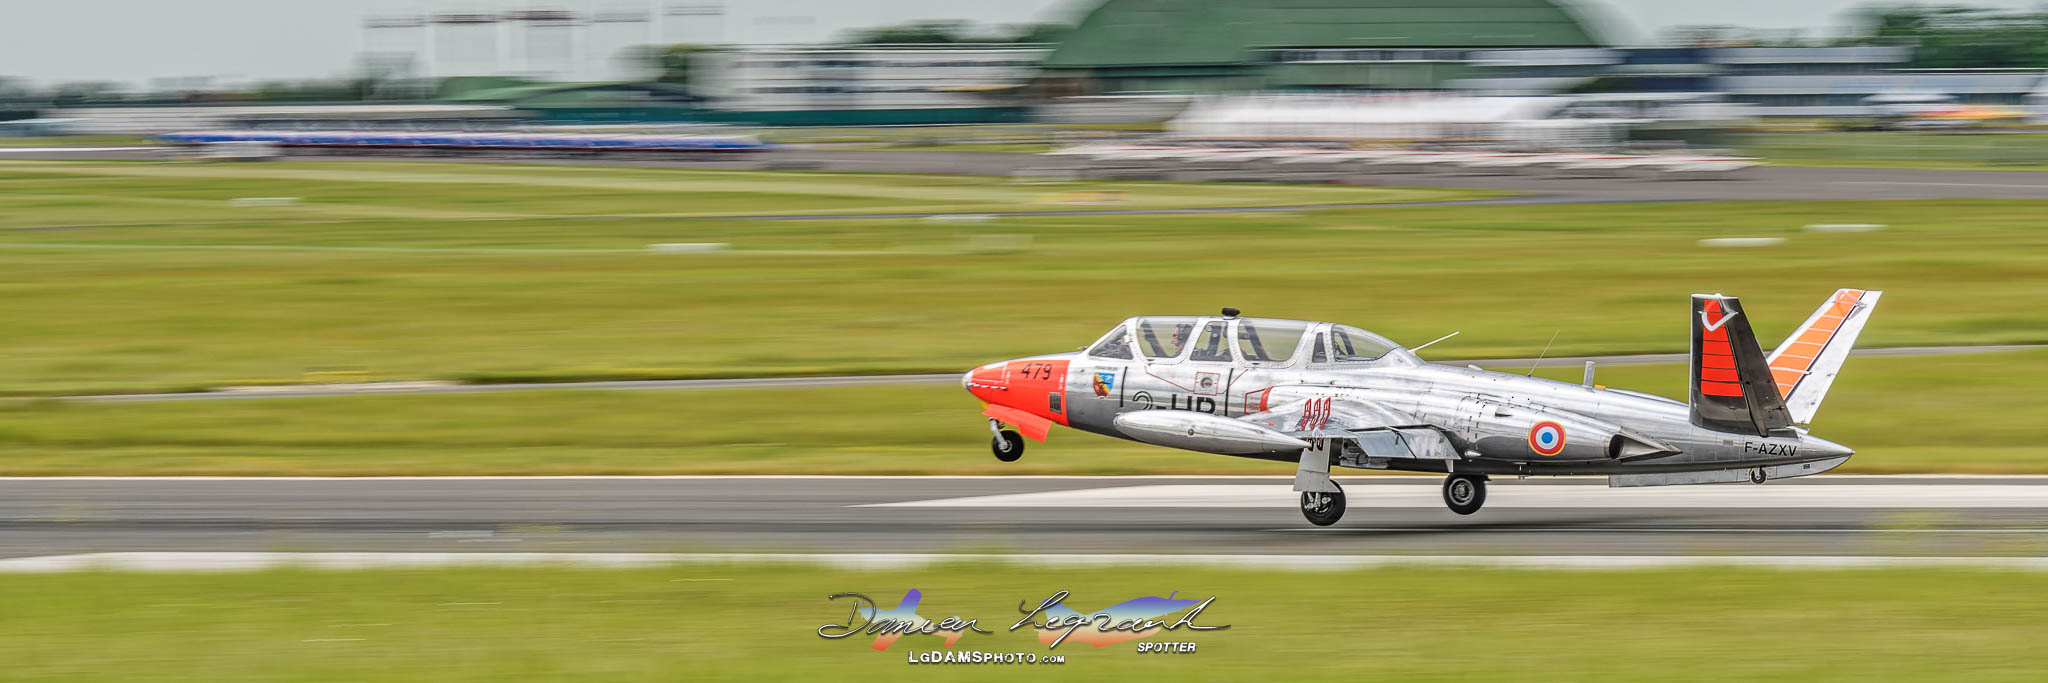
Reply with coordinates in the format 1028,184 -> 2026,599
1443,474 -> 1488,515
989,419 -> 1024,462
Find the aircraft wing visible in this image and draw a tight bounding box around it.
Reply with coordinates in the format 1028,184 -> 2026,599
1240,397 -> 1462,462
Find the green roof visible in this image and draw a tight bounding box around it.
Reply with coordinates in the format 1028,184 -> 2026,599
438,81 -> 703,106
433,76 -> 545,100
1044,0 -> 1603,68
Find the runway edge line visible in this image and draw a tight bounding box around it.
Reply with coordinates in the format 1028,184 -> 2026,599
3,552 -> 2047,573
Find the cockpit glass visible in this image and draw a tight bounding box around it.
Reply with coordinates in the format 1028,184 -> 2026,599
1327,325 -> 1401,362
1187,322 -> 1232,362
1087,325 -> 1134,359
1134,316 -> 1199,359
1235,319 -> 1309,363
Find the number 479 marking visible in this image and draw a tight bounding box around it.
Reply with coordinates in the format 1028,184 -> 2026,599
1019,362 -> 1056,381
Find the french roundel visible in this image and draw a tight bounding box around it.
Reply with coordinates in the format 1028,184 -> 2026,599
1528,421 -> 1566,456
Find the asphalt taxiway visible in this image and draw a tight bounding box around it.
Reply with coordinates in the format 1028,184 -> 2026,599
13,147 -> 2048,206
3,476 -> 2044,562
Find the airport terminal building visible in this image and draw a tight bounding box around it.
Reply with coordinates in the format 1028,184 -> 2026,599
1457,45 -> 2048,117
1027,0 -> 2043,119
687,44 -> 1046,124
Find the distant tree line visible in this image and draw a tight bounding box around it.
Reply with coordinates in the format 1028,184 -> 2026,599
838,21 -> 1070,45
1842,4 -> 2048,68
0,75 -> 430,108
1663,3 -> 2048,68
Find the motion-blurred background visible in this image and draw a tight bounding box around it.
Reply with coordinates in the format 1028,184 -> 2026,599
2,2 -> 2047,681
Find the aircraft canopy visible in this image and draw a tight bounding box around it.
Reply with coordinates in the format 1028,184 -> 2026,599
1087,316 -> 1404,366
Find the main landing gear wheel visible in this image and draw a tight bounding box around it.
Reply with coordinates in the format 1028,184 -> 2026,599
991,429 -> 1024,462
1443,474 -> 1488,515
1300,481 -> 1346,527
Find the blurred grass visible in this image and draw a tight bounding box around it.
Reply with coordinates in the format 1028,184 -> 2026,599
0,350 -> 2040,475
1,563 -> 2045,681
0,160 -> 1473,225
1739,132 -> 2048,171
755,121 -> 1160,145
0,134 -> 156,147
0,160 -> 2042,395
839,142 -> 1057,153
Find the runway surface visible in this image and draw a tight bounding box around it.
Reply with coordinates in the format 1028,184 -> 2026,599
12,148 -> 2048,207
4,476 -> 2045,561
475,151 -> 2048,203
61,344 -> 2039,402
732,151 -> 2048,204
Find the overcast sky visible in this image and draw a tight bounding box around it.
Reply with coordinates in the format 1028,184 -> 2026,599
3,1 -> 2043,87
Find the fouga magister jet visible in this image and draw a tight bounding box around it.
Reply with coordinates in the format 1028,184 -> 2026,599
963,290 -> 1880,525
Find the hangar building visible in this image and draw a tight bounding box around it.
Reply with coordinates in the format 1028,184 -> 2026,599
1037,0 -> 1608,94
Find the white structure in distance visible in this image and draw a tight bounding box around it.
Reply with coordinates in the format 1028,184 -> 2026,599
691,45 -> 1048,112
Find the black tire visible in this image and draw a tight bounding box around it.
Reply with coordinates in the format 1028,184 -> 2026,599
1443,474 -> 1487,515
1299,481 -> 1346,527
1749,467 -> 1767,484
991,430 -> 1024,462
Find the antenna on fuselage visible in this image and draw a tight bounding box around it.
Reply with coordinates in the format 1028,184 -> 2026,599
1526,329 -> 1561,377
1408,331 -> 1459,355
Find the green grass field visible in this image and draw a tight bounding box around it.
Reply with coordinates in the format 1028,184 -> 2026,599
1,349 -> 2040,476
1,158 -> 2044,474
2,563 -> 2044,681
0,134 -> 156,148
841,142 -> 1059,154
0,159 -> 2042,396
0,160 -> 1473,224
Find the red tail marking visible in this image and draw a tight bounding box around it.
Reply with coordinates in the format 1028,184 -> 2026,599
1698,299 -> 1744,397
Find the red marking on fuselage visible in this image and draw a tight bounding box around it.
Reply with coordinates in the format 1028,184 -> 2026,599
967,359 -> 1071,427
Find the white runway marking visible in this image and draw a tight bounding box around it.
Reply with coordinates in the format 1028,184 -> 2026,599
0,147 -> 160,153
5,474 -> 2046,482
4,549 -> 2048,570
1267,527 -> 2048,534
864,484 -> 2048,509
1834,181 -> 2048,190
0,242 -> 644,254
45,345 -> 2038,404
2,551 -> 2046,573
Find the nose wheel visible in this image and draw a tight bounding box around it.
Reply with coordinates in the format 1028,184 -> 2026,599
1300,481 -> 1346,526
989,420 -> 1024,462
1443,474 -> 1487,515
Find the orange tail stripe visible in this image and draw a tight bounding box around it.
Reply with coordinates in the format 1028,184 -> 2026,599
1699,380 -> 1744,397
1780,341 -> 1826,359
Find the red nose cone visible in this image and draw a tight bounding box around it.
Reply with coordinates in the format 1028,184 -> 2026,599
962,358 -> 1071,427
965,362 -> 1009,403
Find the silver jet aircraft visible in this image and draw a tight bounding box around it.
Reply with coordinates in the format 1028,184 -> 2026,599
963,290 -> 1881,525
